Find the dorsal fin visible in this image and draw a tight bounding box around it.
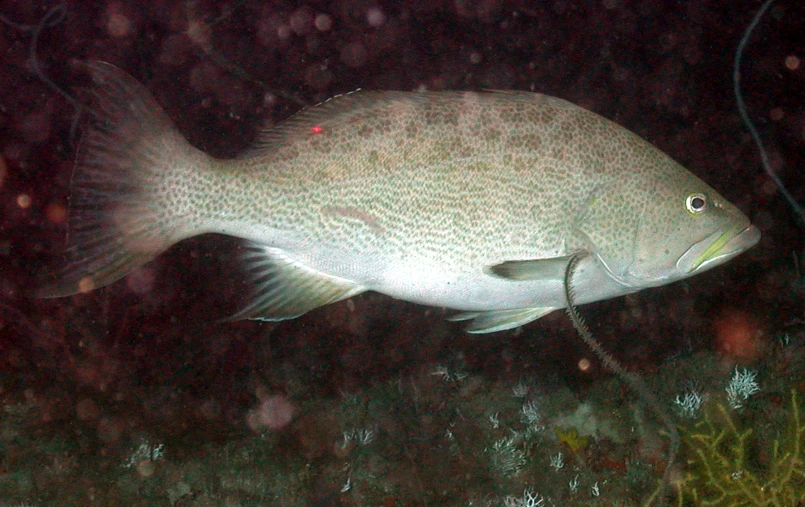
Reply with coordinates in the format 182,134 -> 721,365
241,89 -> 559,158
243,90 -> 410,158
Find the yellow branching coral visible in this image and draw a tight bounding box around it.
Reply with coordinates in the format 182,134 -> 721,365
677,389 -> 805,506
554,426 -> 589,454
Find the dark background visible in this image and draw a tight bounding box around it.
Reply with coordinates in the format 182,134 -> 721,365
0,0 -> 802,439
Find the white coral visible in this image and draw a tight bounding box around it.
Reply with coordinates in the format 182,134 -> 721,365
725,367 -> 760,409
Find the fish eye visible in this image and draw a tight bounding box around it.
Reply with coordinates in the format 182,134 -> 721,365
685,193 -> 707,214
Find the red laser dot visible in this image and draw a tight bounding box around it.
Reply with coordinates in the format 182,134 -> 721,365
311,125 -> 323,134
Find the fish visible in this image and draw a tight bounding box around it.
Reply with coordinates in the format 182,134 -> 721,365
36,61 -> 761,333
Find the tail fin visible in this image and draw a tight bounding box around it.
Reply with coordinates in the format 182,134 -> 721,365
36,61 -> 207,297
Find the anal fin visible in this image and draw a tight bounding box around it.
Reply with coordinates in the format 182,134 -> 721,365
228,242 -> 365,321
447,307 -> 556,334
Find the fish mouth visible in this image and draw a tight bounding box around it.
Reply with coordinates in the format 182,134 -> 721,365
676,223 -> 761,275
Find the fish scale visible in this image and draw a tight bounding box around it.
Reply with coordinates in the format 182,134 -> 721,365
37,61 -> 760,333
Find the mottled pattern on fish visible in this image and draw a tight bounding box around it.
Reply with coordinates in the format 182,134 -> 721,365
37,62 -> 759,333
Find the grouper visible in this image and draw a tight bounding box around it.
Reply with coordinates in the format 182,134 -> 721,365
37,62 -> 760,333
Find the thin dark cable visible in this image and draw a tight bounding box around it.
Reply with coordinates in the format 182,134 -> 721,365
184,0 -> 308,107
563,253 -> 679,506
1,4 -> 83,140
734,0 -> 804,225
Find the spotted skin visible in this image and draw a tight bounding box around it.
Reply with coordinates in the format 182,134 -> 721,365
37,63 -> 759,333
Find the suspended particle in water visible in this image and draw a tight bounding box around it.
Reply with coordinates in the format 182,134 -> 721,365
16,193 -> 31,209
290,7 -> 312,36
105,1 -> 134,38
78,277 -> 95,294
769,107 -> 784,121
577,357 -> 591,372
366,6 -> 386,28
44,202 -> 67,224
247,394 -> 296,432
314,13 -> 332,32
341,42 -> 368,68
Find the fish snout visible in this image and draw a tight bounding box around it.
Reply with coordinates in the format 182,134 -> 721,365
676,223 -> 761,275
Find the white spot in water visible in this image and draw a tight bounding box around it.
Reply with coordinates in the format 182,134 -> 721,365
367,6 -> 386,27
315,13 -> 333,32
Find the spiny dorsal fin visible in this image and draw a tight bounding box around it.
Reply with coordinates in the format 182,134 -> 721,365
243,90 -> 568,159
245,90 -> 417,158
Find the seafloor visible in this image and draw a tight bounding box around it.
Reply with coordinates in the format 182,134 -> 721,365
0,1 -> 803,505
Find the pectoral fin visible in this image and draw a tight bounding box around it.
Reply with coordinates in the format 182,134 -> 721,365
484,255 -> 577,281
447,307 -> 556,334
228,242 -> 365,321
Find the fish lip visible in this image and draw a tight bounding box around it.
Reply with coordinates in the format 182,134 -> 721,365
676,223 -> 761,274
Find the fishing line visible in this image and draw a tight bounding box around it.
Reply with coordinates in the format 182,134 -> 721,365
0,3 -> 83,141
734,0 -> 804,225
184,0 -> 308,107
563,253 -> 679,507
